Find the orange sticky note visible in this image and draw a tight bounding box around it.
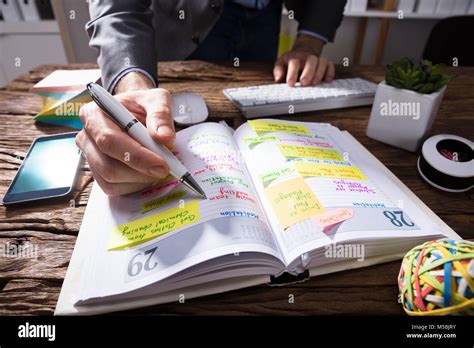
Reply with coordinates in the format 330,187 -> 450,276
264,176 -> 324,229
313,208 -> 354,229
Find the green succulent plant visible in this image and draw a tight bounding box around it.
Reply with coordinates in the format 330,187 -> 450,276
385,58 -> 454,94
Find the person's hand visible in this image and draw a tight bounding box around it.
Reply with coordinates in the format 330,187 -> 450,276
76,72 -> 175,196
273,34 -> 335,87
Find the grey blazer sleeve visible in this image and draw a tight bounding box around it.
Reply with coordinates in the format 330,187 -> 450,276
86,0 -> 157,92
284,0 -> 346,42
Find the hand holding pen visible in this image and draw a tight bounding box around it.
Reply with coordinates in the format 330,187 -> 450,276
76,83 -> 205,198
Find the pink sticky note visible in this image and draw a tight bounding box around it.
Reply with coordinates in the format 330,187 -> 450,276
313,208 -> 354,230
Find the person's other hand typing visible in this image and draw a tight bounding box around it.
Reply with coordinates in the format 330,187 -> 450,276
273,34 -> 335,87
76,72 -> 175,196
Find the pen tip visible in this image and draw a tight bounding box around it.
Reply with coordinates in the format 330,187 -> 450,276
180,173 -> 207,199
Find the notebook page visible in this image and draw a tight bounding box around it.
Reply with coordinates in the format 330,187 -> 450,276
75,123 -> 283,302
234,119 -> 447,268
106,123 -> 276,248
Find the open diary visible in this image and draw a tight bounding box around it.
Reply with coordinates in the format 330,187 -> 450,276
56,119 -> 458,315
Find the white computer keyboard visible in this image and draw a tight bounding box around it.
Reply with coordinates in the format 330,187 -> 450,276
223,78 -> 378,118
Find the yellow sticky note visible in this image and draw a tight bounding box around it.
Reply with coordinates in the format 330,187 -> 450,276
278,144 -> 343,161
294,162 -> 367,181
264,176 -> 324,229
248,120 -> 311,136
141,190 -> 187,214
109,200 -> 199,251
313,208 -> 354,229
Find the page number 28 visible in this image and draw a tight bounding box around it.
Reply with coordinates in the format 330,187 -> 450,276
383,210 -> 415,227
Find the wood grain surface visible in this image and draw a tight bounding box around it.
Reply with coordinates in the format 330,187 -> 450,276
0,61 -> 472,315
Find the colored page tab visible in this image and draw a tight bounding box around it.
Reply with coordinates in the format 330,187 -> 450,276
294,162 -> 367,181
248,120 -> 311,136
109,200 -> 199,251
141,190 -> 187,214
278,144 -> 343,161
313,208 -> 354,229
259,165 -> 296,187
264,176 -> 324,229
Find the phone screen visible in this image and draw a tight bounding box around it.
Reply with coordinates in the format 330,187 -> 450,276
11,137 -> 79,193
4,133 -> 81,204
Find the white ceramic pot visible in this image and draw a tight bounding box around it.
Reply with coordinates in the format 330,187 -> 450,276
366,81 -> 447,152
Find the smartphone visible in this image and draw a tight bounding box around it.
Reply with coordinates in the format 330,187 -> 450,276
3,132 -> 82,205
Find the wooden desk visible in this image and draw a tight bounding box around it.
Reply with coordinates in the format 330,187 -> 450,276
0,62 -> 472,315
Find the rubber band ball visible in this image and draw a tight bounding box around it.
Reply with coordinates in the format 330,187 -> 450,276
398,239 -> 474,315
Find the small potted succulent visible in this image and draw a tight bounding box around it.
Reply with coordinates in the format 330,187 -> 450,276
366,58 -> 454,152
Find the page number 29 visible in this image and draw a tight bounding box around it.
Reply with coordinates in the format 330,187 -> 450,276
128,247 -> 158,277
383,210 -> 415,227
